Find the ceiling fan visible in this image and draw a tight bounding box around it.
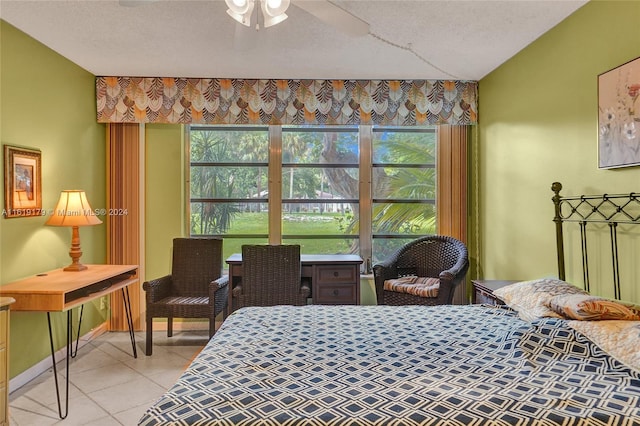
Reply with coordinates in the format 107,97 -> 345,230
118,0 -> 370,37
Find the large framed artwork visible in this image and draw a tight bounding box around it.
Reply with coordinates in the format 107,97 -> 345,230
598,56 -> 640,169
3,145 -> 42,218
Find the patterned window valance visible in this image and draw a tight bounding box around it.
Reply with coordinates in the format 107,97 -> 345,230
96,77 -> 477,126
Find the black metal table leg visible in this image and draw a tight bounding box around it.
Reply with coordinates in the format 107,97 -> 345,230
71,305 -> 83,358
46,288 -> 137,419
121,287 -> 138,358
47,311 -> 71,420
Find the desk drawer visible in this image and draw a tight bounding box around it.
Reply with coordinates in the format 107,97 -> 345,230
0,311 -> 5,347
0,385 -> 5,425
315,265 -> 358,284
0,348 -> 5,386
315,284 -> 357,304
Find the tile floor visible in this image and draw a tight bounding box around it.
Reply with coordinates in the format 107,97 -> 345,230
8,330 -> 207,425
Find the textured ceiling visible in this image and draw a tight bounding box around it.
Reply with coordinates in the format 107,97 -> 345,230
0,0 -> 588,81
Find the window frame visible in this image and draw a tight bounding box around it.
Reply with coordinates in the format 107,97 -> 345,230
186,124 -> 466,272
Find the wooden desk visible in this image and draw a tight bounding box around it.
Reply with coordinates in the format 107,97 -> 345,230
226,254 -> 363,309
1,264 -> 138,419
2,264 -> 138,312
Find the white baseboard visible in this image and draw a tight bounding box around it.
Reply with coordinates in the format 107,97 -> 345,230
9,322 -> 108,394
9,320 -> 216,394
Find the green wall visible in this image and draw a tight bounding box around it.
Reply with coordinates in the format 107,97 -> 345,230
476,0 -> 640,304
0,21 -> 107,377
145,124 -> 185,282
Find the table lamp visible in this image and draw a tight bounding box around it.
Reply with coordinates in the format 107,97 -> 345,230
45,190 -> 102,271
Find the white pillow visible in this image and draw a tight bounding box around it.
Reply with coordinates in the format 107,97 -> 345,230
492,278 -> 588,322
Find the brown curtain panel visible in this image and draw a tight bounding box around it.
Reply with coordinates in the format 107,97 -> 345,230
107,123 -> 142,331
437,125 -> 468,304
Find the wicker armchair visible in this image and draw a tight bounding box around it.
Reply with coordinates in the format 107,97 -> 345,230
373,235 -> 469,305
232,244 -> 310,311
143,238 -> 229,356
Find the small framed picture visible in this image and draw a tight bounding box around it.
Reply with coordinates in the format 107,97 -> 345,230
3,145 -> 42,218
598,56 -> 640,169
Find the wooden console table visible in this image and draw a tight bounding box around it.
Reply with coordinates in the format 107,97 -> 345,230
1,264 -> 138,419
226,254 -> 363,310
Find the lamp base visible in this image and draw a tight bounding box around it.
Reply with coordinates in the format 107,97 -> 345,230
64,263 -> 88,272
64,225 -> 88,272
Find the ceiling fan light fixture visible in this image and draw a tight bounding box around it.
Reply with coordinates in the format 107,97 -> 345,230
261,0 -> 289,27
262,0 -> 289,17
226,0 -> 251,14
262,12 -> 288,28
225,0 -> 254,26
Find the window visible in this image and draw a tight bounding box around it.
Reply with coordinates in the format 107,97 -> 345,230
372,128 -> 437,262
188,125 -> 438,269
189,126 -> 269,254
281,127 -> 360,255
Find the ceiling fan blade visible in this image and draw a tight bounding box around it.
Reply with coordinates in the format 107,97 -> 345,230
292,0 -> 369,37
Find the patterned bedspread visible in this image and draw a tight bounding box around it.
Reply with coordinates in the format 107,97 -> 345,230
138,305 -> 640,425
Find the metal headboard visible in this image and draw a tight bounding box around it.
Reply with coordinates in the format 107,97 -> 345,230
552,182 -> 640,300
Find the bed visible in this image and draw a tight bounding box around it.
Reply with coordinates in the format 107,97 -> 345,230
138,183 -> 640,425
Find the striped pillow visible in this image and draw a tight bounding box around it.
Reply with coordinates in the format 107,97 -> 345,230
548,293 -> 640,321
383,276 -> 440,298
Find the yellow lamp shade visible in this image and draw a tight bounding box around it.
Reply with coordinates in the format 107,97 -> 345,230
45,190 -> 102,227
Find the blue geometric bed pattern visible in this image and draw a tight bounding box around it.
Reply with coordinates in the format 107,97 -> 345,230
138,305 -> 640,425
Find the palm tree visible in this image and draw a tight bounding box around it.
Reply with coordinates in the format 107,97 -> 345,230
282,132 -> 311,212
373,132 -> 436,233
190,130 -> 240,235
321,130 -> 436,254
240,132 -> 267,212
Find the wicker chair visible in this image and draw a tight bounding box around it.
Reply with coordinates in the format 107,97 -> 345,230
373,235 -> 469,305
232,244 -> 310,311
143,238 -> 229,356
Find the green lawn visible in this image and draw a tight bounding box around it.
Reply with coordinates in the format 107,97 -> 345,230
195,211 -> 433,260
221,212 -> 353,258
